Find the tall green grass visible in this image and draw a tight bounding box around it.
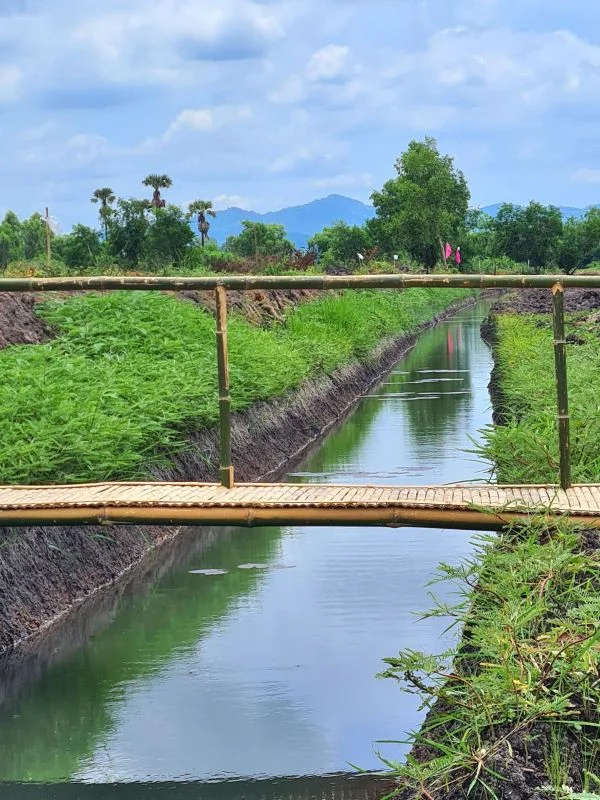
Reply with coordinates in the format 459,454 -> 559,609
478,313 -> 600,484
0,288 -> 468,485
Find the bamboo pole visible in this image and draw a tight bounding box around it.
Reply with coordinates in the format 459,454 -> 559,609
44,207 -> 51,270
552,284 -> 571,490
1,503 -> 599,531
215,286 -> 234,489
4,273 -> 600,293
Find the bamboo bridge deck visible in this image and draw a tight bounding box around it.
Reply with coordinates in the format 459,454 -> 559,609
2,482 -> 600,530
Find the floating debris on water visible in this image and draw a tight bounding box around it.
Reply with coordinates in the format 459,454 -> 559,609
189,569 -> 228,576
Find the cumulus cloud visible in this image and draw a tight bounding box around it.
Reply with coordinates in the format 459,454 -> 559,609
307,45 -> 350,81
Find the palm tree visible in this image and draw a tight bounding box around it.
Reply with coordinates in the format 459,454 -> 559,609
90,187 -> 116,239
142,174 -> 173,209
188,200 -> 216,247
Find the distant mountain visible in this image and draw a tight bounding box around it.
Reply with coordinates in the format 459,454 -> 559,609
481,204 -> 597,220
209,195 -> 373,249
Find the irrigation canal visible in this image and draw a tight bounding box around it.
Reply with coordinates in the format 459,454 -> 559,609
0,300 -> 493,799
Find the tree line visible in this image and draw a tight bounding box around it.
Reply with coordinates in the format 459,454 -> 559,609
1,141 -> 599,274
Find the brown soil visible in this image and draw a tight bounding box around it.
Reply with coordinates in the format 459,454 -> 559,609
0,293 -> 476,653
0,293 -> 53,349
178,287 -> 320,325
492,287 -> 600,314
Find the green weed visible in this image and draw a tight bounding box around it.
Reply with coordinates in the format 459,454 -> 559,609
380,520 -> 600,798
476,313 -> 600,484
0,288 -> 468,485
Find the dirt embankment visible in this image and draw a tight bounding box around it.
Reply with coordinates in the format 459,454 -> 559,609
491,287 -> 600,315
0,293 -> 53,349
0,291 -> 475,653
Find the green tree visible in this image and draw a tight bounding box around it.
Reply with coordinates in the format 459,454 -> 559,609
106,199 -> 151,266
0,211 -> 23,267
557,217 -> 585,274
53,225 -> 102,270
91,187 -> 116,239
188,200 -> 216,247
142,174 -> 173,209
308,221 -> 372,266
22,213 -> 47,260
145,205 -> 195,269
225,221 -> 295,261
369,137 -> 470,270
493,202 -> 563,272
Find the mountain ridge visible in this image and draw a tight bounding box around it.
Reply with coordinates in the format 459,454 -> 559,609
209,194 -> 373,248
207,195 -> 600,249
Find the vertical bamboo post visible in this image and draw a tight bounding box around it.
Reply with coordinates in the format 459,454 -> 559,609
215,285 -> 234,488
45,207 -> 51,270
552,283 -> 571,490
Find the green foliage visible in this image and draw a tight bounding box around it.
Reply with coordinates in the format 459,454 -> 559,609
557,218 -> 586,274
463,209 -> 495,262
0,288 -> 467,485
90,187 -> 116,238
0,211 -> 47,268
144,205 -> 195,268
308,221 -> 372,266
380,521 -> 600,798
21,213 -> 46,260
142,173 -> 173,208
188,200 -> 217,247
52,225 -> 102,270
225,221 -> 295,260
469,255 -> 529,275
492,202 -> 563,272
369,137 -> 470,270
477,313 -> 600,484
106,198 -> 150,266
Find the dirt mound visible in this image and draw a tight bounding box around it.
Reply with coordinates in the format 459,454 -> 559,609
493,288 -> 600,314
0,293 -> 53,350
177,288 -> 320,325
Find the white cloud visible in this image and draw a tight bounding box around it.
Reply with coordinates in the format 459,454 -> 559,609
0,66 -> 21,102
164,109 -> 215,139
213,193 -> 252,209
572,169 -> 600,184
66,133 -> 111,163
307,44 -> 350,81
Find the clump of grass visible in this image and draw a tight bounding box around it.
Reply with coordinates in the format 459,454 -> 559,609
0,288 -> 468,485
476,313 -> 600,483
379,519 -> 600,799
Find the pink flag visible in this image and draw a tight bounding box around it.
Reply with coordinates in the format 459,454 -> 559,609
455,247 -> 462,266
445,242 -> 452,260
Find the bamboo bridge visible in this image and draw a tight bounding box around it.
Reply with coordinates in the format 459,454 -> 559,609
2,272 -> 600,531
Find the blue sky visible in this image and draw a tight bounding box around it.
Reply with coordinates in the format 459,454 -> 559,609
2,0 -> 600,229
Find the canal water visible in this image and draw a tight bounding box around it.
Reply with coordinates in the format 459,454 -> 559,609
0,301 -> 493,798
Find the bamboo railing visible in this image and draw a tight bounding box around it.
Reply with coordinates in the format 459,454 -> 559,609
1,272 -> 594,491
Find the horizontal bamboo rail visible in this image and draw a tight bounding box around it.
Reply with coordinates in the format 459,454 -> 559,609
1,273 -> 600,292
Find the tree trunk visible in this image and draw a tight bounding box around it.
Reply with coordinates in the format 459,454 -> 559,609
438,237 -> 448,268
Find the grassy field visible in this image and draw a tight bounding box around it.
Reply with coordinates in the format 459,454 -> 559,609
0,287 -> 468,485
477,312 -> 600,484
